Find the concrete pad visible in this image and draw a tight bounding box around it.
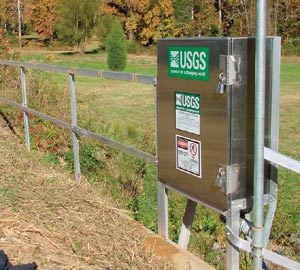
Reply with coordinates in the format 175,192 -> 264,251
144,234 -> 215,270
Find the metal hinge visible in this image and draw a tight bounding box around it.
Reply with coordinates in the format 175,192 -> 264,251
216,55 -> 240,93
219,55 -> 241,86
215,164 -> 240,194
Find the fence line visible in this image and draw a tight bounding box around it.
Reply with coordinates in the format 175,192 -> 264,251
0,60 -> 157,184
0,60 -> 155,84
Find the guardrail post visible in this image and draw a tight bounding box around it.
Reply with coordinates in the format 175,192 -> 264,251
69,71 -> 81,183
20,67 -> 30,151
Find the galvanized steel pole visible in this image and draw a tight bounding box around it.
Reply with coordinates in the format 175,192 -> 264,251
69,72 -> 81,183
20,67 -> 30,151
154,77 -> 169,240
253,0 -> 267,269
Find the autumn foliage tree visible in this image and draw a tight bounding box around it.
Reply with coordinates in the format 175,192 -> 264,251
193,0 -> 220,36
0,0 -> 19,37
140,0 -> 176,45
0,16 -> 10,58
24,0 -> 58,42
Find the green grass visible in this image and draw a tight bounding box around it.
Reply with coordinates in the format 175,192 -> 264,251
75,77 -> 155,152
280,57 -> 300,157
18,50 -> 157,75
271,56 -> 300,253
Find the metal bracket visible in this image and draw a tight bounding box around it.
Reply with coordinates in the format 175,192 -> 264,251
226,226 -> 300,270
215,164 -> 240,194
226,225 -> 251,252
219,55 -> 241,86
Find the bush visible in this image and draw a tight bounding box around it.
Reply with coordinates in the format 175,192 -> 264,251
283,39 -> 300,56
127,41 -> 138,54
106,21 -> 127,71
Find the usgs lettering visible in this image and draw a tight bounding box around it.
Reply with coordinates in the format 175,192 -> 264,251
168,47 -> 210,81
176,92 -> 200,113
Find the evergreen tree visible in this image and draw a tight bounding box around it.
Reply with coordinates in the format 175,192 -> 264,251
97,14 -> 114,46
106,20 -> 127,71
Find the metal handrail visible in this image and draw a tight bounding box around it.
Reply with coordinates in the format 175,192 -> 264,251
0,60 -> 155,84
264,147 -> 300,173
0,60 -> 157,183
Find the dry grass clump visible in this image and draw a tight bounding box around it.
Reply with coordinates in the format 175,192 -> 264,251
0,119 -> 171,270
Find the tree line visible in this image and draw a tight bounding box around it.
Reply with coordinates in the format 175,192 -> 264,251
0,0 -> 299,51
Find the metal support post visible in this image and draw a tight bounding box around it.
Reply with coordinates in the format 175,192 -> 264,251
253,0 -> 267,268
178,199 -> 197,249
263,36 -> 281,247
20,67 -> 30,151
69,72 -> 81,183
226,206 -> 240,270
154,77 -> 169,239
263,200 -> 277,247
157,181 -> 169,239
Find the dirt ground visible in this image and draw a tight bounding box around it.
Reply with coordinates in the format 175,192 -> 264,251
0,118 -> 172,270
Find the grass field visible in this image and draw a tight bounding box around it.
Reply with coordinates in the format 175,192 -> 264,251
272,56 -> 300,257
18,49 -> 157,75
2,49 -> 300,269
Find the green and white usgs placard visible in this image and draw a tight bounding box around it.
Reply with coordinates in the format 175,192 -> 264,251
175,91 -> 200,135
168,46 -> 209,81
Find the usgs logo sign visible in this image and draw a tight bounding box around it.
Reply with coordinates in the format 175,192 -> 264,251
168,47 -> 210,81
176,92 -> 200,113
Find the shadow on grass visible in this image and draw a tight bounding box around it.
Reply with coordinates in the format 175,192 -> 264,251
0,110 -> 21,138
60,51 -> 76,56
59,47 -> 102,56
85,48 -> 102,54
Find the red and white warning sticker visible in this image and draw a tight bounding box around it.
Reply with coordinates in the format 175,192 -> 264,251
176,135 -> 201,178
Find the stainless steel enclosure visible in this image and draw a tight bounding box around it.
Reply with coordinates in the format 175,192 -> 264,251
157,37 -> 280,212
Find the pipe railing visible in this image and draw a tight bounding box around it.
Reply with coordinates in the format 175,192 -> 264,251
0,60 -> 157,184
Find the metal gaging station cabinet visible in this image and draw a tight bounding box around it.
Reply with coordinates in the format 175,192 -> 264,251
157,37 -> 280,213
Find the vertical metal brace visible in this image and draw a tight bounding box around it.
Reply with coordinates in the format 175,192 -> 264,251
178,199 -> 197,249
153,76 -> 158,162
157,181 -> 169,239
263,37 -> 281,248
20,67 -> 30,151
69,71 -> 81,183
226,206 -> 240,270
154,76 -> 169,239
